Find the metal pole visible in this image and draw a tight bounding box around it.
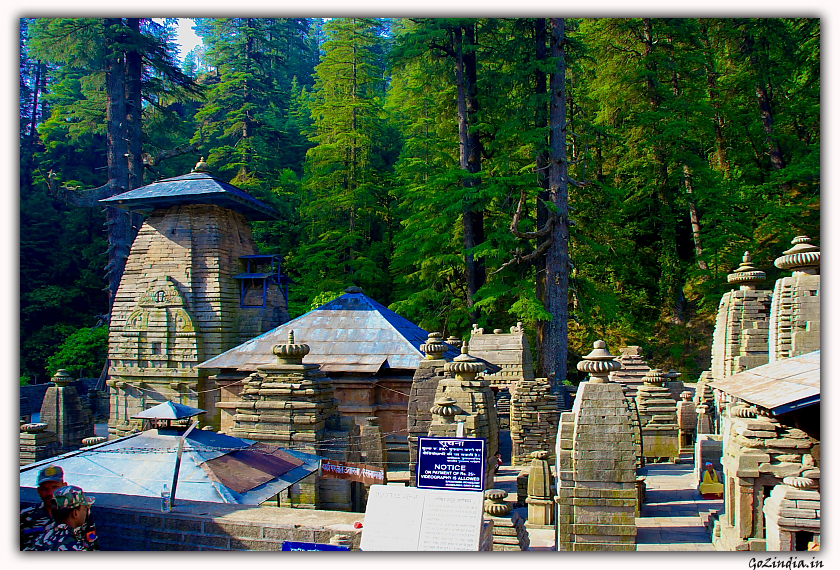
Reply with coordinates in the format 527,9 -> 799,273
170,420 -> 198,507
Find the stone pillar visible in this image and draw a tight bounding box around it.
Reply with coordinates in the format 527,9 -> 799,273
510,375 -> 561,466
769,236 -> 820,361
229,331 -> 360,510
408,332 -> 449,486
636,369 -> 680,463
19,423 -> 60,465
555,340 -> 636,551
525,450 -> 553,526
429,344 -> 500,488
40,369 -> 95,453
677,390 -> 697,454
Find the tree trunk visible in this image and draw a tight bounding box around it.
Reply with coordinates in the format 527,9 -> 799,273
534,18 -> 551,379
455,23 -> 485,322
544,18 -> 570,393
683,165 -> 709,272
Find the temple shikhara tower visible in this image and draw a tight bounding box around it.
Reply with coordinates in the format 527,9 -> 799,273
102,159 -> 289,437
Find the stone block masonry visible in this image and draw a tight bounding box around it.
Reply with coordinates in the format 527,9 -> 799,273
555,341 -> 636,551
20,487 -> 363,551
107,202 -> 288,437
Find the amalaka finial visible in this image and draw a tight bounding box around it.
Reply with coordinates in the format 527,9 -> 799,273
775,235 -> 820,275
577,340 -> 621,383
727,251 -> 766,290
192,157 -> 211,173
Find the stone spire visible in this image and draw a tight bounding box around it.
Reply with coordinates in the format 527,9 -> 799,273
230,332 -> 359,510
555,339 -> 636,551
39,369 -> 94,454
408,331 -> 453,486
727,251 -> 767,290
769,235 -> 821,361
636,369 -> 680,463
429,343 -> 499,488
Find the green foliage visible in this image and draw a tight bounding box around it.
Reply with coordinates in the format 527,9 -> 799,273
20,18 -> 820,379
309,290 -> 345,311
46,325 -> 109,377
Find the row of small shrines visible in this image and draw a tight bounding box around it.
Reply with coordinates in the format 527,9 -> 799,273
20,158 -> 820,552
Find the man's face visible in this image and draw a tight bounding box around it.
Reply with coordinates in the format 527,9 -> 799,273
37,480 -> 66,503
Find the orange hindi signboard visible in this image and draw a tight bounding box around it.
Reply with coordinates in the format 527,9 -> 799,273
320,459 -> 385,485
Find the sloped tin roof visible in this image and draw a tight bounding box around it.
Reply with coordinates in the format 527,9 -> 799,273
132,401 -> 206,420
19,429 -> 321,505
99,171 -> 279,221
199,292 -> 463,373
710,350 -> 820,414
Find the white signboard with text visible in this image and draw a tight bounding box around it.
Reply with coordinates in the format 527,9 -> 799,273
359,485 -> 484,551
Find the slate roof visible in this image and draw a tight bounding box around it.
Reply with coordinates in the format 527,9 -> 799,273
198,291 -> 465,374
100,171 -> 279,221
710,350 -> 820,415
19,429 -> 321,505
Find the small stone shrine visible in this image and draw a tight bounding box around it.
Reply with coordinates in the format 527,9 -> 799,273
676,390 -> 697,454
635,368 -> 680,463
229,331 -> 361,511
763,474 -> 820,551
103,159 -> 289,437
769,236 -> 820,361
428,344 -> 499,487
609,345 -> 652,398
39,369 -> 95,453
20,423 -> 60,465
510,376 -> 561,466
665,369 -> 685,403
408,332 -> 450,486
555,340 -> 637,551
525,450 -> 553,526
713,403 -> 817,551
484,489 -> 530,551
711,252 -> 772,380
467,322 -> 535,389
694,373 -> 717,435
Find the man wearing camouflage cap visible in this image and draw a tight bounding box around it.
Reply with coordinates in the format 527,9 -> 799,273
26,485 -> 96,551
20,465 -> 99,550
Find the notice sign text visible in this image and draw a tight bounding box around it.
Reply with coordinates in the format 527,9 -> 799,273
321,459 -> 385,486
416,436 -> 485,491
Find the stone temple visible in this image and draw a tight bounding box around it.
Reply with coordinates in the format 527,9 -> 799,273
101,159 -> 289,436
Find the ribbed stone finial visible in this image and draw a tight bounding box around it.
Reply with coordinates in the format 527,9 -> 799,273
680,390 -> 692,401
192,157 -> 211,173
345,285 -> 364,294
421,332 -> 447,360
430,396 -> 462,422
446,336 -> 463,349
484,489 -> 512,516
577,340 -> 622,383
727,251 -> 766,289
52,369 -> 73,387
272,329 -> 310,362
446,342 -> 485,379
774,235 -> 820,275
665,369 -> 681,380
642,368 -> 668,386
783,476 -> 816,490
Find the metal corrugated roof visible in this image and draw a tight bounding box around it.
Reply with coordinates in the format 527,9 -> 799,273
100,171 -> 279,221
198,292 -> 462,373
19,429 -> 321,505
710,350 -> 820,414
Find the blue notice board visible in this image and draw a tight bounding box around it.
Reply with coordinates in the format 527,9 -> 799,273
416,436 -> 485,491
281,541 -> 350,551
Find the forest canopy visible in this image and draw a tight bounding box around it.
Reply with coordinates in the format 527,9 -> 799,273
20,17 -> 819,384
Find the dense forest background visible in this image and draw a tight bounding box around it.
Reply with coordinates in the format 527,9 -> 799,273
19,18 -> 819,384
